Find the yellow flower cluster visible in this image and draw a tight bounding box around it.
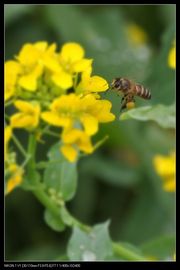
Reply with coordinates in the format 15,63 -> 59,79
153,152 -> 176,192
5,41 -> 115,162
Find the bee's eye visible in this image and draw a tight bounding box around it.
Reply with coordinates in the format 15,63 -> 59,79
112,79 -> 121,88
121,80 -> 129,90
114,81 -> 121,88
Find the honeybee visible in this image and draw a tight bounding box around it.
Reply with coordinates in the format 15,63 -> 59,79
110,77 -> 151,111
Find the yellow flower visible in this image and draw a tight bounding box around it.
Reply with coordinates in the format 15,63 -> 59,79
5,61 -> 21,101
51,43 -> 92,90
153,152 -> 176,192
6,164 -> 23,195
168,41 -> 176,69
5,126 -> 12,161
126,24 -> 148,46
10,100 -> 41,129
76,66 -> 109,95
41,93 -> 115,135
61,128 -> 94,162
17,41 -> 56,91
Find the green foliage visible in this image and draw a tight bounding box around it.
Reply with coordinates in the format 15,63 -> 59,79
67,221 -> 113,261
120,104 -> 175,129
43,142 -> 77,201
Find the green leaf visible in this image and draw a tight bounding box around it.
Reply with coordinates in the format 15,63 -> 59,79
141,235 -> 175,260
120,104 -> 175,129
67,221 -> 113,261
44,209 -> 65,232
43,142 -> 78,201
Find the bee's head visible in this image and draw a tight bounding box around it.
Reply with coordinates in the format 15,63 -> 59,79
111,78 -> 130,91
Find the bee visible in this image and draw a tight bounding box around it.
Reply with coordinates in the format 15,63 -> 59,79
110,77 -> 151,111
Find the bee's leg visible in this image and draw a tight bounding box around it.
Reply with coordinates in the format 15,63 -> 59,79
131,96 -> 135,102
120,96 -> 127,112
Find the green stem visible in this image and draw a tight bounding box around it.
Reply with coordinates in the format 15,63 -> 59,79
94,135 -> 109,151
112,242 -> 146,261
5,99 -> 15,107
12,134 -> 27,158
26,134 -> 90,232
43,129 -> 60,138
27,134 -> 62,216
73,73 -> 78,89
21,154 -> 31,169
27,133 -> 37,164
62,206 -> 91,232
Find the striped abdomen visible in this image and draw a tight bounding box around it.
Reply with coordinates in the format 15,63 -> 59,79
134,84 -> 151,99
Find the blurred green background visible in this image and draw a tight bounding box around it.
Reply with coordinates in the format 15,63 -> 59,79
5,4 -> 175,260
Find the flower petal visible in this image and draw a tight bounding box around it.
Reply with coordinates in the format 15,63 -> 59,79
41,112 -> 71,127
52,71 -> 73,89
5,126 -> 12,161
78,135 -> 94,154
80,114 -> 98,135
18,64 -> 43,91
11,101 -> 40,128
60,145 -> 77,163
163,178 -> 176,192
34,41 -> 48,51
72,59 -> 93,73
168,46 -> 176,69
62,129 -> 82,144
76,76 -> 109,94
5,61 -> 21,101
18,74 -> 37,91
43,55 -> 62,73
153,155 -> 175,176
14,100 -> 36,113
95,100 -> 115,122
10,113 -> 36,128
6,164 -> 23,194
60,42 -> 84,63
17,44 -> 40,66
